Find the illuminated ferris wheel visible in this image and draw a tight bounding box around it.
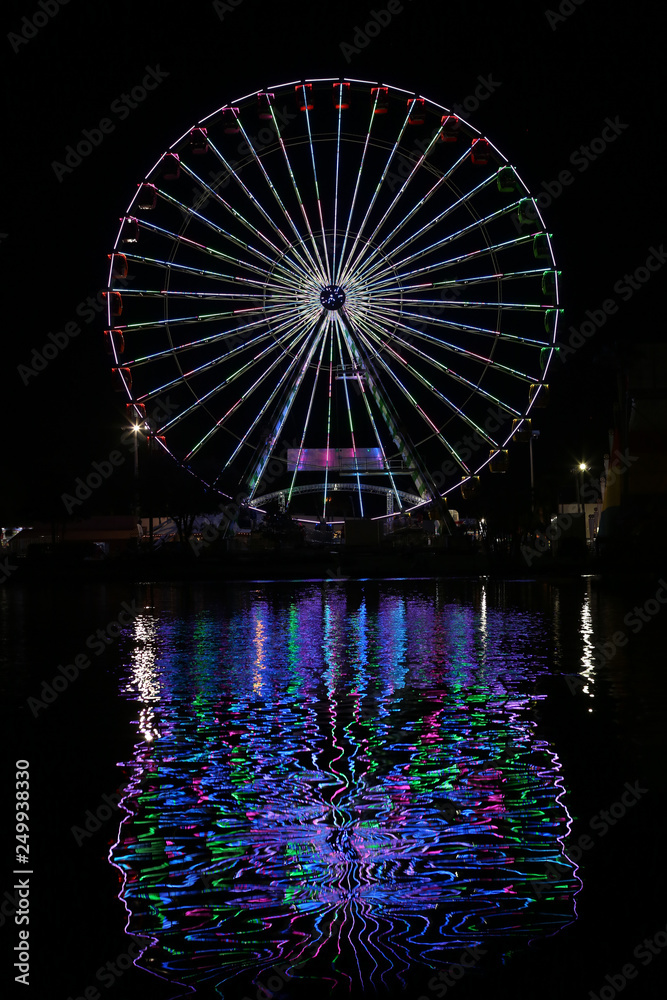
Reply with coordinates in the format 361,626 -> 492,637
105,77 -> 560,518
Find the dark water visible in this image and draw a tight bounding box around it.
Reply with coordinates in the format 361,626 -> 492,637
6,576 -> 667,1000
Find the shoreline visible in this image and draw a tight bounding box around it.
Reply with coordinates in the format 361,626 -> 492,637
4,547 -> 664,585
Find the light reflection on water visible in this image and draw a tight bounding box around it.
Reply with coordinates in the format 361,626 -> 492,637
110,581 -> 580,995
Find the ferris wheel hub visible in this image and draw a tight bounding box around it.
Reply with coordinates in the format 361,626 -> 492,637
320,284 -> 346,311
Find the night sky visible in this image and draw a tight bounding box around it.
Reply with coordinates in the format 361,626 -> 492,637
3,0 -> 664,519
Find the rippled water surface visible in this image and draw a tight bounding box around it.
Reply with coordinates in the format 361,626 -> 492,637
107,580 -> 586,996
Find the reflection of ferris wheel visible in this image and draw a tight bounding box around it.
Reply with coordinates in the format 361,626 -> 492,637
105,78 -> 560,518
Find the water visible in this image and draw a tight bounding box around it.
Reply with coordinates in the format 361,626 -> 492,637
6,576 -> 667,1000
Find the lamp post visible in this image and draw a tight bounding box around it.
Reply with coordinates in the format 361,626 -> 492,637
146,430 -> 154,551
132,423 -> 141,482
529,430 -> 540,514
577,462 -> 588,514
130,420 -> 152,547
129,422 -> 142,519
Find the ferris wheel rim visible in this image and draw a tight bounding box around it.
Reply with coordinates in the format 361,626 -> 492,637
107,77 -> 560,516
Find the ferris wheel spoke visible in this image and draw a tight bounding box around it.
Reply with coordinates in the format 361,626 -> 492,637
358,315 -> 501,439
343,313 -> 473,476
343,118 -> 468,281
219,323 -> 330,481
432,267 -> 552,289
286,326 -> 330,506
135,216 -> 299,288
115,301 -> 300,334
300,85 -> 332,283
155,324 -> 317,448
358,146 -> 472,272
332,320 -> 365,515
335,319 -> 403,510
331,84 -> 345,281
337,103 -> 413,285
321,323 -> 334,517
336,90 -> 383,289
118,287 -> 269,303
353,175 -> 513,286
146,185 -> 309,286
359,233 -> 539,292
384,267 -> 552,297
166,165 -> 309,284
121,252 -> 279,288
135,306 -> 318,410
247,316 -> 330,496
204,137 -> 317,282
183,318 -> 322,462
371,301 -> 551,350
335,330 -> 429,494
116,309 -> 261,334
350,320 -> 475,474
367,199 -> 528,282
356,312 -> 522,435
371,301 -> 548,363
231,113 -> 325,282
378,297 -> 552,315
125,317 -> 284,368
262,93 -> 329,283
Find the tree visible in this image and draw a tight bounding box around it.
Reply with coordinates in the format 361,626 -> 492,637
143,446 -> 216,550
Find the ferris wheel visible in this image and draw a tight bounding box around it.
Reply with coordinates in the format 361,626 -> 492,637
105,78 -> 560,519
